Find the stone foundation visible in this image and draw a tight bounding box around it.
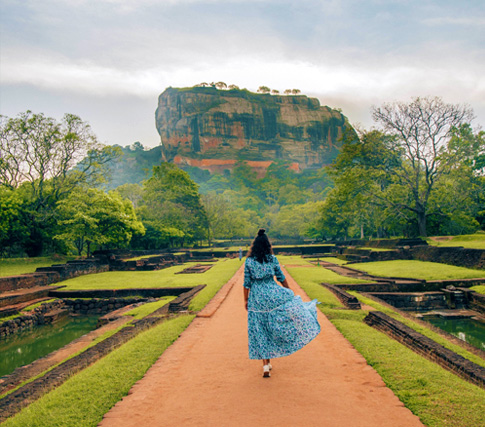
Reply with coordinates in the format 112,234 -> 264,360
0,300 -> 65,339
321,283 -> 361,309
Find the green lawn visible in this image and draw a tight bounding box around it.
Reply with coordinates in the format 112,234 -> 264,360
318,257 -> 348,265
350,260 -> 485,281
428,233 -> 485,249
54,258 -> 242,312
278,255 -> 371,285
123,297 -> 176,319
284,262 -> 485,427
0,256 -> 76,277
3,315 -> 195,427
470,285 -> 485,295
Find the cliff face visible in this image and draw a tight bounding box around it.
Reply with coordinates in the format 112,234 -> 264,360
155,87 -> 352,171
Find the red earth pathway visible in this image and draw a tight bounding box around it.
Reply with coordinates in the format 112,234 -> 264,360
99,266 -> 423,427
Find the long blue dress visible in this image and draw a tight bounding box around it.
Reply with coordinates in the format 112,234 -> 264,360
244,255 -> 321,360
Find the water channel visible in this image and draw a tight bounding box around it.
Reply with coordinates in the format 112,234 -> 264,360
424,316 -> 485,351
0,315 -> 99,378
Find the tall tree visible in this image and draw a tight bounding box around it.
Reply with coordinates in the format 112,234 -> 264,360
0,111 -> 122,255
139,163 -> 208,246
372,97 -> 474,236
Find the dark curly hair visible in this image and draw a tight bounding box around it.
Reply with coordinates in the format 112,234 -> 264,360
247,229 -> 273,263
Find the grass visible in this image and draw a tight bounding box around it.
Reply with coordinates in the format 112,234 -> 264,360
284,262 -> 485,427
278,255 -> 371,285
23,299 -> 57,311
123,297 -> 176,319
355,246 -> 392,252
3,314 -> 195,427
54,258 -> 242,313
0,256 -> 76,277
427,233 -> 485,249
470,285 -> 485,294
350,260 -> 485,280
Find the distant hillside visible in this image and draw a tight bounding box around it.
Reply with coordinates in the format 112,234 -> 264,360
156,86 -> 353,175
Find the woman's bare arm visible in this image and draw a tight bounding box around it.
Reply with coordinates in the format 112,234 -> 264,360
280,278 -> 290,289
244,287 -> 249,310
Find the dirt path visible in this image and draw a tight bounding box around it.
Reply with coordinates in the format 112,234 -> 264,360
99,267 -> 423,427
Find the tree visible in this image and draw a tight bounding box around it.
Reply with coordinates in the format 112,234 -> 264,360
215,82 -> 227,90
271,89 -> 280,95
257,86 -> 271,94
372,96 -> 475,236
139,163 -> 208,247
0,111 -> 122,255
228,84 -> 240,90
0,111 -> 120,196
284,89 -> 292,95
291,89 -> 301,95
55,188 -> 145,256
0,186 -> 29,256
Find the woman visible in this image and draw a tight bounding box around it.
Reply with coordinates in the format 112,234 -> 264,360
243,229 -> 321,378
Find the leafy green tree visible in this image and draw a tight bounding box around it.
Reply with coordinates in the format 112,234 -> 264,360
139,163 -> 207,247
0,111 -> 122,255
257,86 -> 271,94
372,96 -> 474,236
271,202 -> 323,238
55,188 -> 145,256
0,187 -> 30,256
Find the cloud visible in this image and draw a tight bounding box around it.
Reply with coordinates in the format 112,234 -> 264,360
423,16 -> 485,27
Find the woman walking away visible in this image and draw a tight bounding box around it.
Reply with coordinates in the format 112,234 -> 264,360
243,229 -> 321,378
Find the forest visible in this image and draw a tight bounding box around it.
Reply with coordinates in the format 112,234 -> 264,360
1,97 -> 484,257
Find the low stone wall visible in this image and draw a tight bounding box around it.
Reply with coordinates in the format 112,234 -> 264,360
0,272 -> 59,293
336,278 -> 485,293
0,258 -> 109,293
367,292 -> 448,312
49,287 -> 197,299
340,248 -> 412,263
63,297 -> 151,315
411,246 -> 485,270
321,283 -> 361,309
334,238 -> 427,249
364,311 -> 485,389
460,289 -> 485,314
0,300 -> 65,339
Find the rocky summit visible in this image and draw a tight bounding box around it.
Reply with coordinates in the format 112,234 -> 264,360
155,86 -> 352,174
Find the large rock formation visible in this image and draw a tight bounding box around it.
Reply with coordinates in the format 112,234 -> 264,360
155,87 -> 352,173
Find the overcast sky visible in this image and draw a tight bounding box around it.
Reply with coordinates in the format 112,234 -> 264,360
1,0 -> 484,148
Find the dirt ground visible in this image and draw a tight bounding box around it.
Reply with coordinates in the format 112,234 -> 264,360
99,266 -> 423,427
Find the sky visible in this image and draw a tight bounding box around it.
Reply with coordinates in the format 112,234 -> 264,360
1,0 -> 484,148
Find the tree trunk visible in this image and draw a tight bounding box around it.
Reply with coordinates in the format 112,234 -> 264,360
417,210 -> 427,237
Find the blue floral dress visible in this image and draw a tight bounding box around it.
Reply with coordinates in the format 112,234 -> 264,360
244,255 -> 321,360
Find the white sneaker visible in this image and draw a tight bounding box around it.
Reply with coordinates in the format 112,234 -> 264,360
268,363 -> 272,370
263,365 -> 271,378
